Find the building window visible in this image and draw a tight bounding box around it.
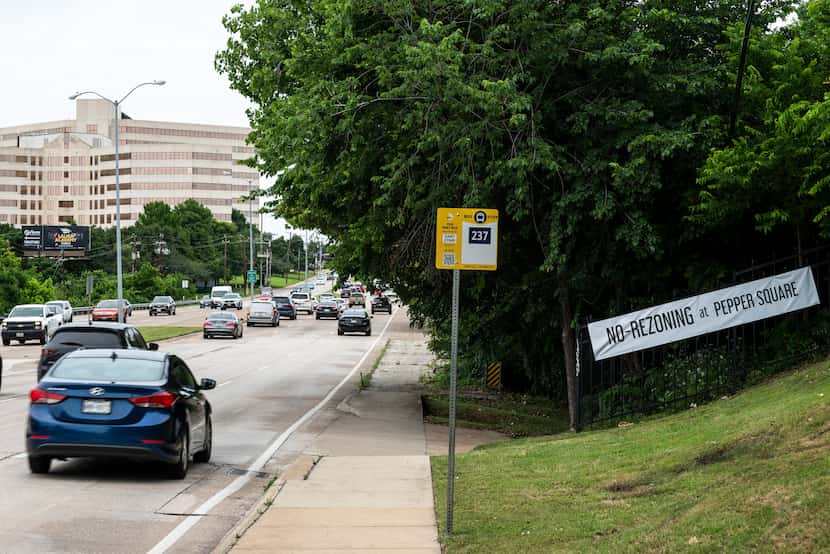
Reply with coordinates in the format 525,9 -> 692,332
63,156 -> 69,164
58,216 -> 73,223
64,171 -> 69,178
87,124 -> 97,134
63,186 -> 69,193
58,201 -> 73,208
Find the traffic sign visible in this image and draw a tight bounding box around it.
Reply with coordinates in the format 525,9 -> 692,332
246,270 -> 258,283
435,208 -> 499,270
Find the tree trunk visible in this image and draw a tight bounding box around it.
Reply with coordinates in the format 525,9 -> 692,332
559,278 -> 578,430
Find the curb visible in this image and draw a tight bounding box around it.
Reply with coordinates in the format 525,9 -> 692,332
210,477 -> 286,554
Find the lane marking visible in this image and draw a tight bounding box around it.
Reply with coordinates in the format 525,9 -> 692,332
146,311 -> 397,554
216,380 -> 234,388
0,395 -> 25,405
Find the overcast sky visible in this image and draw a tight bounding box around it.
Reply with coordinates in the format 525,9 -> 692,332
0,0 -> 296,237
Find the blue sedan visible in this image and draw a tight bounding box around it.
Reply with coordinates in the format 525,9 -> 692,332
27,349 -> 215,479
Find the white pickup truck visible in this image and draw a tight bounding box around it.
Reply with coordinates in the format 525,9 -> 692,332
2,304 -> 62,345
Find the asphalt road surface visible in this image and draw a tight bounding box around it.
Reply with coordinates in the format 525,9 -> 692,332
0,281 -> 395,552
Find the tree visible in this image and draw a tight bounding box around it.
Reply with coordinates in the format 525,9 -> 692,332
694,1 -> 830,261
218,0 -> 795,428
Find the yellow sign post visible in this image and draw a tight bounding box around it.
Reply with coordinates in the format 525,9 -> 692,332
436,207 -> 498,535
486,361 -> 502,389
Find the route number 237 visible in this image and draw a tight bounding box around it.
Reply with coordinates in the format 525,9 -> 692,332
468,227 -> 491,244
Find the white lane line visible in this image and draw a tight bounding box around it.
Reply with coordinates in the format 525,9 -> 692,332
216,380 -> 234,388
256,365 -> 269,372
0,395 -> 25,404
146,311 -> 397,554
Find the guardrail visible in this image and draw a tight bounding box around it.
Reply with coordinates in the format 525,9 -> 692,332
72,299 -> 200,315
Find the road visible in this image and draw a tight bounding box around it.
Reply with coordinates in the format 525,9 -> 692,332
0,281 -> 395,552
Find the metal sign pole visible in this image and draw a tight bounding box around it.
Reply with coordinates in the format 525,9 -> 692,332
447,268 -> 460,535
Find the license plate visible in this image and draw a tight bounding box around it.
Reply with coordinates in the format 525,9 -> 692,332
15,332 -> 24,337
82,399 -> 111,415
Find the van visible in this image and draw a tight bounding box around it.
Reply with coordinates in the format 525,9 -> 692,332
210,285 -> 233,308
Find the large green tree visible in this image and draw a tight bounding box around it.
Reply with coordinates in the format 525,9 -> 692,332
218,0 -> 794,427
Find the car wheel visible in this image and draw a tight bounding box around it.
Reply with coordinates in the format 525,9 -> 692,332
17,339 -> 25,345
28,455 -> 51,474
366,328 -> 372,336
203,333 -> 210,339
193,415 -> 212,464
338,329 -> 344,336
2,338 -> 9,346
272,320 -> 277,327
167,430 -> 189,479
246,322 -> 251,327
315,314 -> 320,320
39,333 -> 46,345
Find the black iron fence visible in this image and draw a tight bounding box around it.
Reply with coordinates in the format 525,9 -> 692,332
576,245 -> 830,430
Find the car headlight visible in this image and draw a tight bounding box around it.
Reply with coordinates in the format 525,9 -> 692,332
1,322 -> 6,329
34,321 -> 42,328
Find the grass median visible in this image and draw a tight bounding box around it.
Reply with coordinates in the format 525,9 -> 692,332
432,359 -> 830,552
138,326 -> 202,343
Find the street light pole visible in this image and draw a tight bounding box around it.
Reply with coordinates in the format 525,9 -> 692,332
248,179 -> 254,302
69,81 -> 165,323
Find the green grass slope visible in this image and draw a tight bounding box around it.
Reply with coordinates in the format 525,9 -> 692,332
432,360 -> 830,553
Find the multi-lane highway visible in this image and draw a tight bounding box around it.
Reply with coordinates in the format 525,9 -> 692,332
0,282 -> 396,552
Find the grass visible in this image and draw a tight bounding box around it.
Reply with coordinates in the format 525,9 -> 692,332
360,338 -> 391,390
138,326 -> 202,342
422,393 -> 570,437
431,358 -> 830,552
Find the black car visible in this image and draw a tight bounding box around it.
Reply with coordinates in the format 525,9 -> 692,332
315,301 -> 340,320
203,311 -> 243,339
37,323 -> 159,381
338,309 -> 372,336
273,296 -> 297,320
371,295 -> 392,314
149,296 -> 176,316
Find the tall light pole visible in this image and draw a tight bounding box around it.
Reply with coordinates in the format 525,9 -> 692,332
248,179 -> 254,302
69,80 -> 165,323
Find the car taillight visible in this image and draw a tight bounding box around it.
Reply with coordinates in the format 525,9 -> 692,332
227,322 -> 237,327
41,348 -> 58,358
129,392 -> 177,408
204,322 -> 212,327
30,388 -> 66,404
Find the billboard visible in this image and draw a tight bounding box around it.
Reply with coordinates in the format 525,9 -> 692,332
22,225 -> 91,256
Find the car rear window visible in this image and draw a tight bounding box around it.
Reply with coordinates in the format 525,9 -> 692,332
208,313 -> 235,321
291,294 -> 310,300
250,302 -> 273,312
50,356 -> 165,382
50,330 -> 123,348
343,309 -> 366,317
273,296 -> 291,303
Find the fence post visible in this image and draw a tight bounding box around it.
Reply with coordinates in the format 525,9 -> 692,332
575,321 -> 583,432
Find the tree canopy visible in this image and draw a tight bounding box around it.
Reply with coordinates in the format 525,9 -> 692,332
218,0 -> 821,427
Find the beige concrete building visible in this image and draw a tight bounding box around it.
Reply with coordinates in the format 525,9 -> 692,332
0,99 -> 259,227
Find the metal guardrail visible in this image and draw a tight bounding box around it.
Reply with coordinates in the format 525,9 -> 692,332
72,299 -> 200,315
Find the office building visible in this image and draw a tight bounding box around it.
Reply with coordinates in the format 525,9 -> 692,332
0,99 -> 259,227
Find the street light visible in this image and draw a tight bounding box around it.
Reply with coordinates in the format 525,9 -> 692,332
69,80 -> 165,323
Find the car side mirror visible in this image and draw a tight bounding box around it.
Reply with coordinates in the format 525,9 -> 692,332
148,342 -> 159,351
199,378 -> 217,390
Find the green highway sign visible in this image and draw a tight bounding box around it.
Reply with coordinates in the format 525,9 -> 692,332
246,270 -> 258,283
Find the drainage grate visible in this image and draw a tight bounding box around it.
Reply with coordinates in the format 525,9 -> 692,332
225,467 -> 271,479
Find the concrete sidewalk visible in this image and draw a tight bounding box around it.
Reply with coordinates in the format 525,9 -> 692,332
229,311 -> 442,553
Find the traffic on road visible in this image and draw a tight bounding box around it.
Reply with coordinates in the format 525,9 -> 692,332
0,272 -> 401,551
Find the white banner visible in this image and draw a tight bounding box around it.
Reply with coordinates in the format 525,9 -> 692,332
588,267 -> 820,361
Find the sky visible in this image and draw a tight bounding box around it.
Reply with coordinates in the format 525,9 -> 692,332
0,0 -> 294,237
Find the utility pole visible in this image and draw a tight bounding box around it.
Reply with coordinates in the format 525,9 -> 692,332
304,229 -> 309,281
153,233 -> 169,270
222,234 -> 229,285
